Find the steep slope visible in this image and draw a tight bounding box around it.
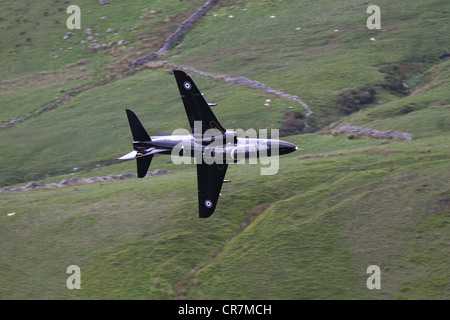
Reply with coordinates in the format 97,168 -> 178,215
166,0 -> 449,128
187,136 -> 450,299
0,0 -> 449,300
1,131 -> 448,299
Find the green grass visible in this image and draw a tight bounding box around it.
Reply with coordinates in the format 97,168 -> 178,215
0,0 -> 449,300
188,137 -> 450,299
167,0 -> 450,127
0,0 -> 206,79
1,133 -> 448,299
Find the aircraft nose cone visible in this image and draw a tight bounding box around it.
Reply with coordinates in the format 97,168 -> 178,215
279,141 -> 298,155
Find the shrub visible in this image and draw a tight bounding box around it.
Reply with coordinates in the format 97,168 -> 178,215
400,103 -> 416,114
280,110 -> 307,136
336,85 -> 376,114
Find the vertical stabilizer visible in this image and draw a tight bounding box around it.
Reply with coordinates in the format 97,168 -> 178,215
124,109 -> 153,178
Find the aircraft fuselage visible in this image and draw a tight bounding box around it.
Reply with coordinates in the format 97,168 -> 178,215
130,133 -> 297,163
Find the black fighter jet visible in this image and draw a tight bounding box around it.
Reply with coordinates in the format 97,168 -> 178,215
119,70 -> 298,217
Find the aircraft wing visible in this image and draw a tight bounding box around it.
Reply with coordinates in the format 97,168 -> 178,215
197,163 -> 228,218
173,70 -> 229,217
173,70 -> 226,135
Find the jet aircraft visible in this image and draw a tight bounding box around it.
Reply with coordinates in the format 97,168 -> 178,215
119,70 -> 298,217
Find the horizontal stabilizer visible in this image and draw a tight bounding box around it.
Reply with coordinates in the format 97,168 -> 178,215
118,148 -> 170,160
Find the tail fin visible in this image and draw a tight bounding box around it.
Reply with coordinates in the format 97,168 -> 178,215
124,109 -> 153,178
173,70 -> 226,135
126,109 -> 151,142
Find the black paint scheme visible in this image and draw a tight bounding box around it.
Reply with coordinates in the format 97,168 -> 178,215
119,70 -> 297,218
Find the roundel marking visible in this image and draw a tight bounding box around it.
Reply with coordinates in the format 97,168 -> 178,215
183,81 -> 192,90
204,199 -> 213,208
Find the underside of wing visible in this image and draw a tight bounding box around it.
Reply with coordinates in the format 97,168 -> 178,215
196,163 -> 228,218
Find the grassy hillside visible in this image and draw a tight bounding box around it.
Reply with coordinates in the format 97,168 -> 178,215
0,0 -> 206,79
168,0 -> 449,127
1,132 -> 448,299
0,0 -> 449,299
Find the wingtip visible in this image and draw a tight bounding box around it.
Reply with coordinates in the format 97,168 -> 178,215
173,69 -> 190,78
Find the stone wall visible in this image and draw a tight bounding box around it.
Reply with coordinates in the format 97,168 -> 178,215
0,169 -> 171,193
336,124 -> 412,141
130,0 -> 217,68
